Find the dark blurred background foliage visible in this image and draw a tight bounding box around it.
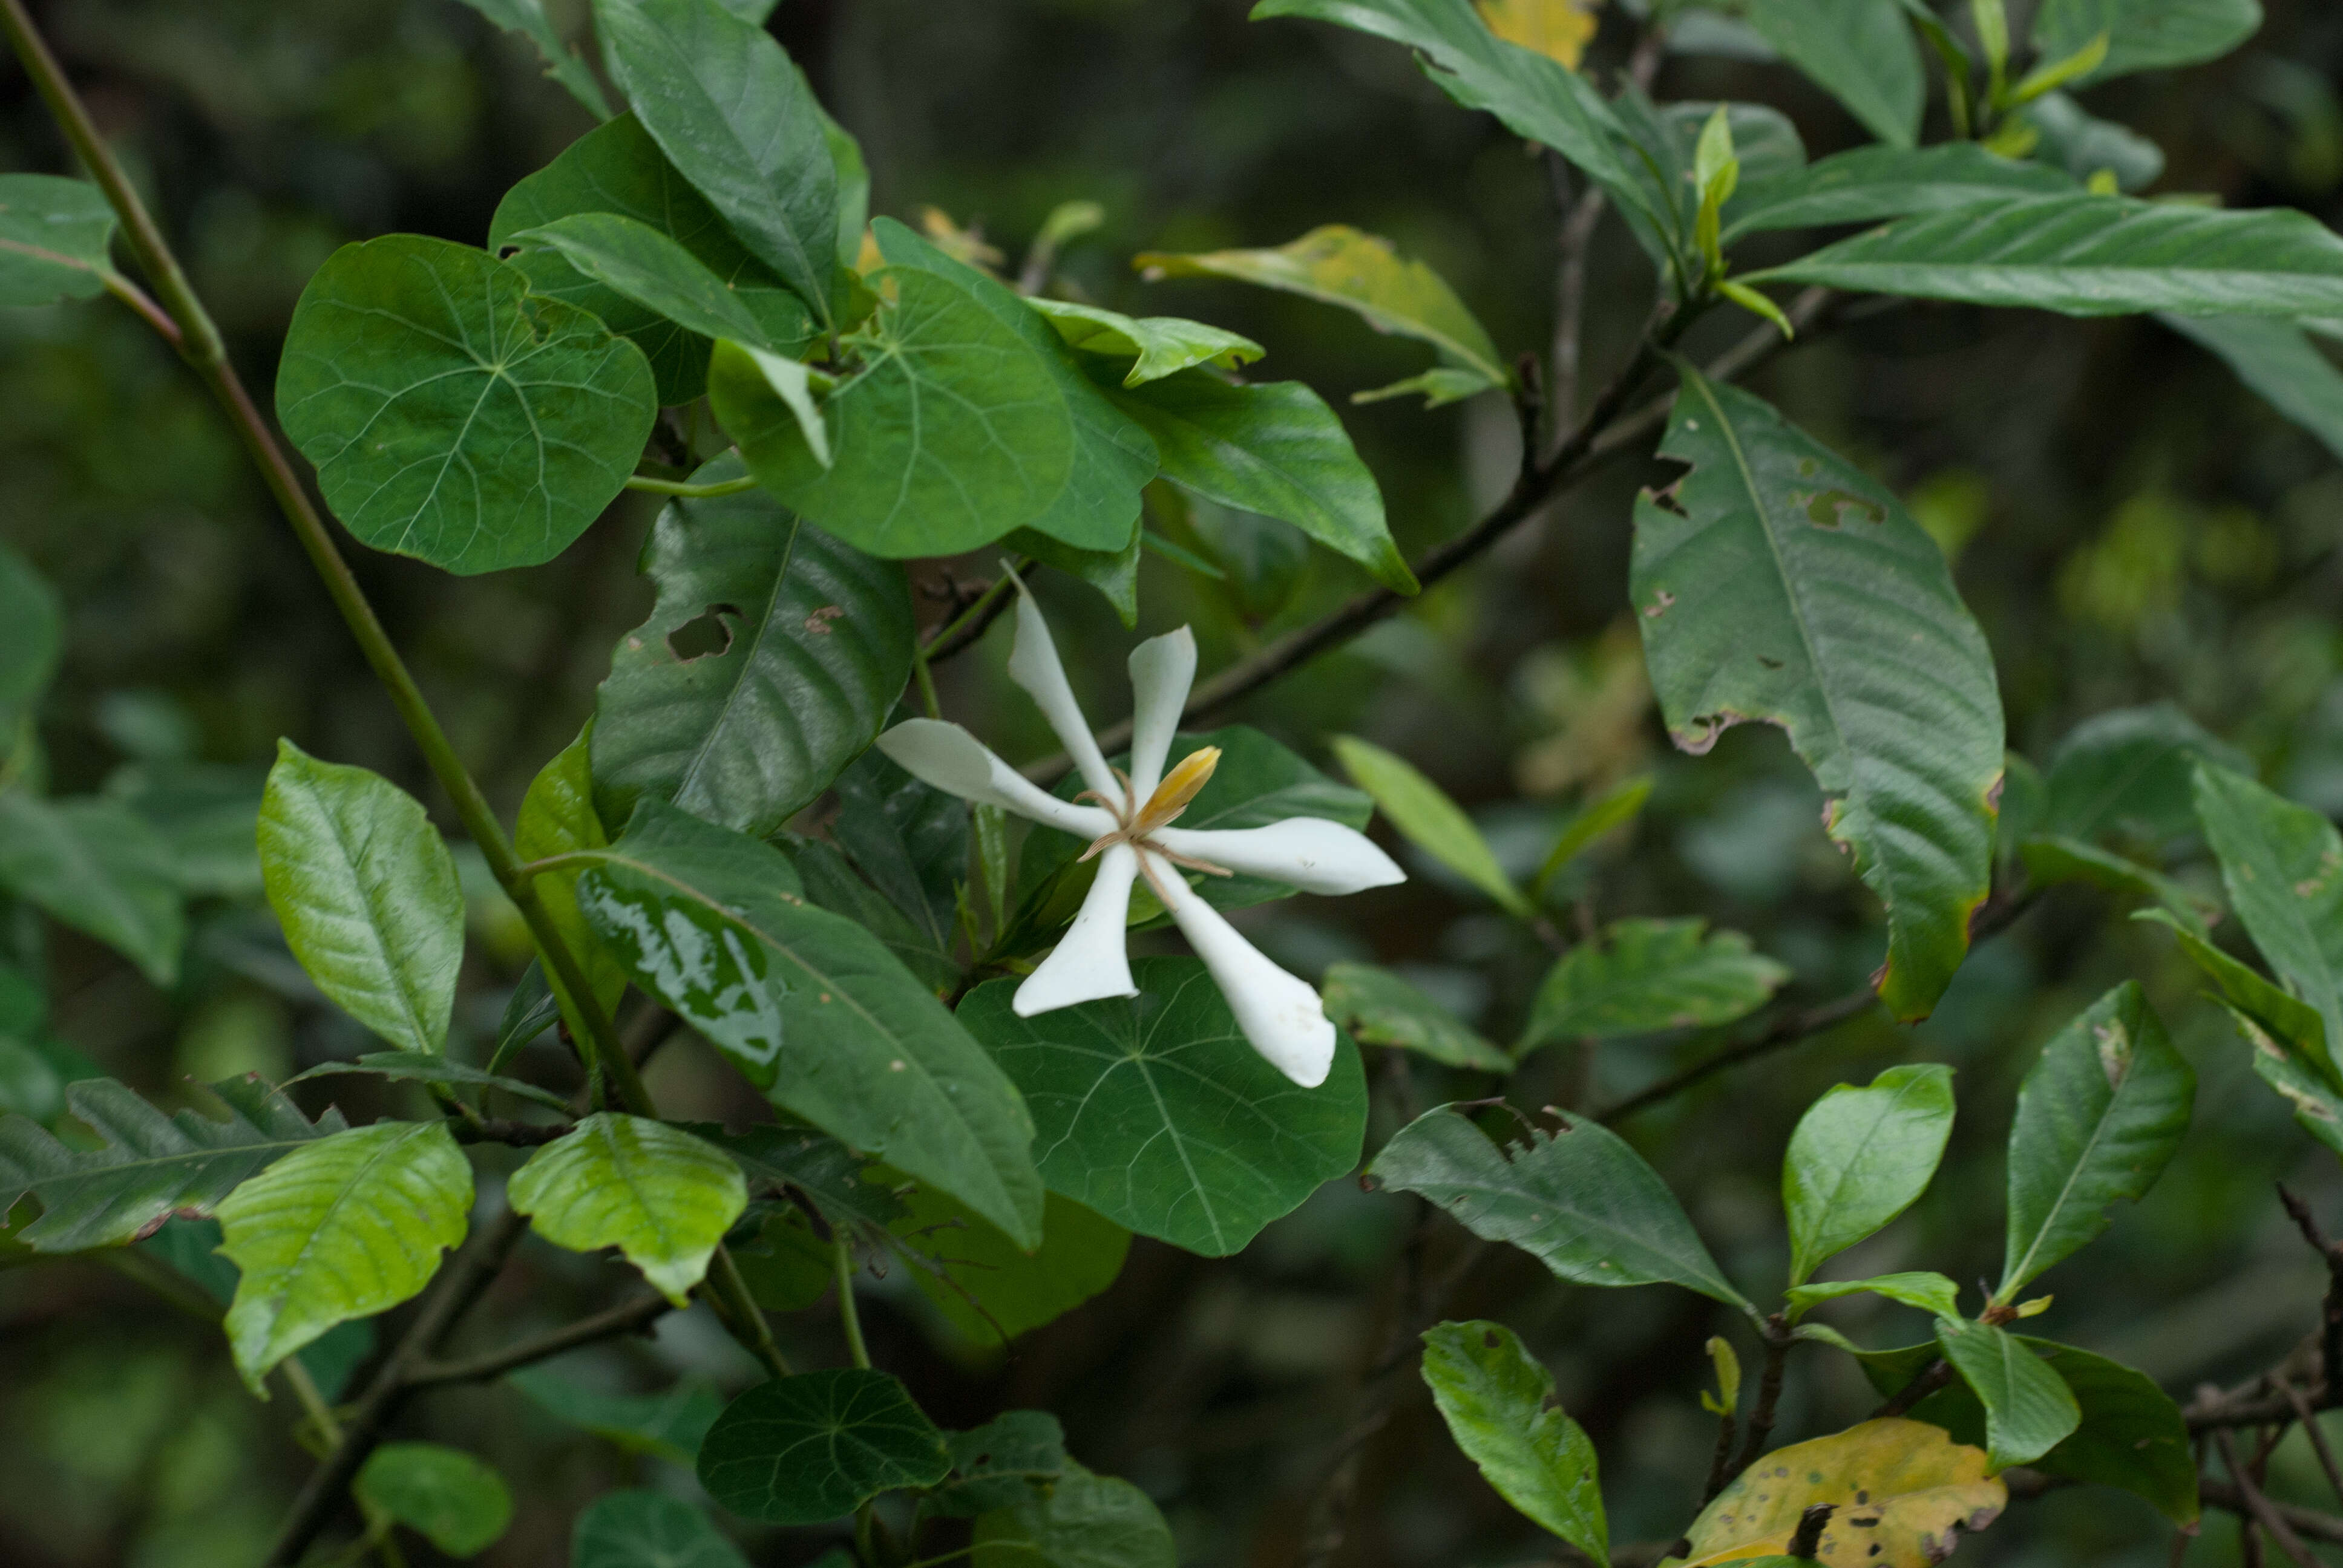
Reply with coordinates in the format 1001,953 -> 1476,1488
5,0 -> 2343,1563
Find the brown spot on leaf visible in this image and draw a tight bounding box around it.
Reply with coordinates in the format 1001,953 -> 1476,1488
804,604 -> 845,635
1645,589 -> 1677,619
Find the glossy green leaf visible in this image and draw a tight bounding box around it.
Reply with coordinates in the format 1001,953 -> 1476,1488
511,211 -> 799,353
0,792 -> 184,985
1783,1063 -> 1956,1285
2192,763 -> 2343,1062
572,1491 -> 749,1568
576,801 -> 1043,1247
2043,701 -> 2244,848
1420,1320 -> 1608,1562
1784,1270 -> 1962,1321
1631,372 -> 2002,1019
1722,145 -> 2074,242
518,726 -> 629,1047
136,1215 -> 376,1399
972,1462 -> 1177,1568
275,235 -> 656,574
589,460 -> 914,838
1519,919 -> 1789,1053
1330,733 -> 1522,915
259,740 -> 465,1055
1933,1318 -> 2080,1471
2164,314 -> 2343,465
0,1076 -> 346,1252
451,0 -> 612,117
215,1119 -> 472,1392
1999,982 -> 2192,1299
488,113 -> 819,405
1106,370 -> 1414,593
509,1113 -> 746,1305
491,962 -> 562,1073
720,220 -> 1156,558
591,0 -> 837,321
1028,299 -> 1264,385
287,1053 -> 571,1114
1136,224 -> 1506,398
1320,961 -> 1510,1071
1371,1105 -> 1750,1309
513,1369 -> 724,1466
698,1368 -> 951,1524
0,174 -> 118,307
928,1411 -> 1067,1519
0,542 -> 61,739
958,957 -> 1367,1257
2031,0 -> 2260,82
1743,0 -> 1924,147
1749,193 -> 2343,318
355,1442 -> 513,1558
827,745 -> 969,984
891,1182 -> 1130,1342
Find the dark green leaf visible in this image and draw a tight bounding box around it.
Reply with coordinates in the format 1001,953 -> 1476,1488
2164,315 -> 2343,466
1370,1105 -> 1751,1310
959,956 -> 1367,1257
1743,0 -> 1924,147
2192,763 -> 2343,1060
1419,1320 -> 1607,1561
2043,701 -> 2245,848
572,1491 -> 749,1568
697,1368 -> 951,1524
1320,961 -> 1510,1071
891,1183 -> 1130,1344
513,1370 -> 724,1466
1999,982 -> 2193,1299
355,1442 -> 514,1558
1723,145 -> 2074,242
1933,1318 -> 2081,1471
2021,91 -> 2166,191
0,793 -> 184,985
0,541 -> 61,738
2031,0 -> 2260,82
1631,371 -> 2004,1020
510,1112 -> 747,1304
102,761 -> 267,900
275,235 -> 657,574
681,1121 -> 908,1230
0,174 -> 117,307
451,0 -> 612,117
491,963 -> 562,1073
796,839 -> 961,994
510,211 -> 797,353
589,460 -> 914,838
831,745 -> 969,974
287,1053 -> 571,1114
1783,1063 -> 1956,1285
930,1412 -> 1067,1520
972,1462 -> 1176,1568
1519,918 -> 1789,1053
2017,835 -> 2213,936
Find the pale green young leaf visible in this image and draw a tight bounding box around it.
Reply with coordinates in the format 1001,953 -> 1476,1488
1723,145 -> 2075,242
572,1491 -> 749,1568
450,0 -> 612,117
1633,372 -> 2003,1021
2021,91 -> 2166,191
0,173 -> 118,307
355,1442 -> 513,1559
260,740 -> 465,1056
972,1462 -> 1176,1568
1519,918 -> 1789,1054
1027,299 -> 1265,385
1783,1270 -> 1962,1321
957,958 -> 1366,1257
0,542 -> 61,739
2031,0 -> 2260,82
1999,982 -> 2193,1299
516,726 -> 628,1048
1742,0 -> 1924,147
216,1119 -> 473,1393
1605,94 -> 1804,278
2192,763 -> 2343,1061
1420,1320 -> 1608,1563
1783,1063 -> 1956,1285
2009,30 -> 2110,104
889,1181 -> 1131,1343
723,342 -> 832,468
1933,1318 -> 2081,1471
697,1368 -> 951,1523
509,1113 -> 746,1305
1320,961 -> 1512,1072
589,460 -> 914,838
274,235 -> 657,574
0,793 -> 184,985
1331,734 -> 1525,916
2164,315 -> 2343,466
1530,776 -> 1651,897
1371,1105 -> 1751,1310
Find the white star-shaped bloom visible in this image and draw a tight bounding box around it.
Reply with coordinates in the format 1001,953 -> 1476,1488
874,584 -> 1405,1087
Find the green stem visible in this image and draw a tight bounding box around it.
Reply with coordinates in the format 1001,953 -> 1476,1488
705,1244 -> 793,1380
923,572 -> 1014,655
913,653 -> 942,720
624,468 -> 759,498
835,1232 -> 872,1369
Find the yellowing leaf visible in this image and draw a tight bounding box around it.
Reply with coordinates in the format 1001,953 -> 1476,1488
1671,1419 -> 2006,1567
1476,0 -> 1600,71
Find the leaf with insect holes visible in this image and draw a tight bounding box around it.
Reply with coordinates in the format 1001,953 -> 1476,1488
1673,1419 -> 2005,1566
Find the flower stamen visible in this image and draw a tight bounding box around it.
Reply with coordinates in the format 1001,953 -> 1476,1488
1078,746 -> 1233,877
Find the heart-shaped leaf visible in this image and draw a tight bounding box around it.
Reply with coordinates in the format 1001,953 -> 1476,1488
572,1490 -> 749,1568
697,1368 -> 951,1524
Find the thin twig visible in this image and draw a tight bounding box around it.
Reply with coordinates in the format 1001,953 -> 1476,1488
1730,1316 -> 1794,1474
2217,1428 -> 2321,1567
2280,1183 -> 2343,1398
2281,1379 -> 2343,1504
1874,1359 -> 1953,1419
404,1292 -> 672,1391
2201,1478 -> 2343,1546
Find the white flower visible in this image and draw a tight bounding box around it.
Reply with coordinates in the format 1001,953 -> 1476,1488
874,584 -> 1404,1087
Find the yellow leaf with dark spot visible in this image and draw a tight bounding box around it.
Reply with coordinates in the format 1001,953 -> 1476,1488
1669,1419 -> 2006,1566
1475,0 -> 1601,70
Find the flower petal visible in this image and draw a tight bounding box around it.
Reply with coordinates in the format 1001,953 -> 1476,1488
1143,849 -> 1336,1087
1125,626 -> 1197,802
1014,843 -> 1141,1016
1152,818 -> 1407,896
874,719 -> 1116,840
1008,588 -> 1122,807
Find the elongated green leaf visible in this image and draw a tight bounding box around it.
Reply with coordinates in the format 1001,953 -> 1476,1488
510,1113 -> 746,1305
972,1463 -> 1176,1568
1330,734 -> 1523,915
2042,701 -> 2244,848
698,1368 -> 950,1523
0,793 -> 184,985
1933,1318 -> 2080,1471
2022,91 -> 2166,191
1106,371 -> 1414,593
512,211 -> 790,352
2193,763 -> 2343,1062
1743,0 -> 1923,147
0,1077 -> 346,1252
1519,919 -> 1788,1053
2017,835 -> 2213,936
518,726 -> 629,1047
1606,94 -> 1804,276
260,741 -> 464,1055
275,235 -> 657,574
1532,777 -> 1652,898
591,0 -> 837,321
928,1412 -> 1066,1519
287,1053 -> 571,1114
216,1119 -> 473,1392
1631,371 -> 2003,1019
958,958 -> 1366,1256
1420,1320 -> 1608,1562
1783,1064 -> 1956,1285
452,0 -> 612,117
2165,314 -> 2343,465
0,174 -> 117,307
1371,1105 -> 1750,1309
356,1442 -> 513,1559
1751,194 -> 2343,318
589,460 -> 914,838
2031,0 -> 2260,81
891,1181 -> 1130,1342
1009,524 -> 1144,628
0,542 -> 61,740
719,220 -> 1156,558
513,1369 -> 723,1465
1321,962 -> 1510,1071
575,801 -> 1043,1247
104,760 -> 267,900
1723,145 -> 2075,242
1136,224 -> 1506,397
572,1491 -> 749,1568
1029,299 -> 1264,385
488,113 -> 819,404
1784,1270 -> 1961,1321
1999,983 -> 2192,1299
